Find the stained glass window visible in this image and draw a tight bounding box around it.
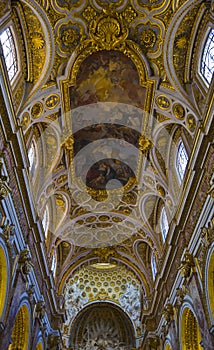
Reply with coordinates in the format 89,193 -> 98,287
160,207 -> 169,241
151,252 -> 157,280
201,28 -> 214,85
0,28 -> 18,81
176,140 -> 188,182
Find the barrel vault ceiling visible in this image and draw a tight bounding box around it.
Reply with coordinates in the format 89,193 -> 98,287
5,0 -> 211,344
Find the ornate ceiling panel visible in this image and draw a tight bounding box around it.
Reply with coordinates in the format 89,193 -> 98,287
6,0 -> 208,341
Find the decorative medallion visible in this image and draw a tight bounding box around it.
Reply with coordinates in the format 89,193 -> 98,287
31,102 -> 43,119
57,21 -> 83,55
45,94 -> 60,109
30,32 -> 45,50
134,22 -> 161,54
156,95 -> 170,110
186,114 -> 196,132
172,103 -> 185,119
122,6 -> 138,24
140,28 -> 157,48
21,112 -> 30,129
82,6 -> 97,22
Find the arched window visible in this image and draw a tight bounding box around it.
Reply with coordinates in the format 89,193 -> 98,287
28,138 -> 38,175
151,252 -> 157,280
0,27 -> 18,82
176,140 -> 188,182
42,206 -> 49,238
200,28 -> 214,86
160,207 -> 169,241
51,250 -> 57,277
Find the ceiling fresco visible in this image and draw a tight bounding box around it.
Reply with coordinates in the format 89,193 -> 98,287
8,0 -> 208,345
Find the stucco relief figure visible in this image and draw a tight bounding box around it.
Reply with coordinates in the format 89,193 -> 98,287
119,282 -> 142,328
64,282 -> 88,322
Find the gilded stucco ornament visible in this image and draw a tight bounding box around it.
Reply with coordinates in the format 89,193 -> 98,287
45,94 -> 60,109
89,11 -> 129,51
172,103 -> 185,120
146,335 -> 160,347
134,21 -> 161,55
93,247 -> 116,262
82,6 -> 97,22
31,102 -> 44,119
175,287 -> 185,307
123,5 -> 138,23
172,4 -> 201,87
0,1 -> 9,17
20,3 -> 46,83
57,21 -> 84,55
163,303 -> 174,324
56,0 -> 82,11
139,135 -> 153,154
35,300 -> 46,323
18,249 -> 34,276
2,224 -> 15,249
156,94 -> 171,110
178,250 -> 195,279
200,222 -> 214,247
60,7 -> 153,101
186,114 -> 196,132
0,161 -> 12,200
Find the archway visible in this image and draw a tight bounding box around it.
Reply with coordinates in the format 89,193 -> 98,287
9,304 -> 30,350
0,245 -> 8,320
181,307 -> 202,350
69,302 -> 136,349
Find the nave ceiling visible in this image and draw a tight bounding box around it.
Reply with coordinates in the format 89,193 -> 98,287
1,0 -> 213,347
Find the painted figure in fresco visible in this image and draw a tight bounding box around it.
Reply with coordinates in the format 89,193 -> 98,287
70,51 -> 146,109
69,50 -> 145,193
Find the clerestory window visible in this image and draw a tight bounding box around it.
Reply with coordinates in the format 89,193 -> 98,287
200,28 -> 214,86
0,27 -> 18,82
176,140 -> 188,182
42,206 -> 49,238
151,252 -> 157,280
160,207 -> 169,242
